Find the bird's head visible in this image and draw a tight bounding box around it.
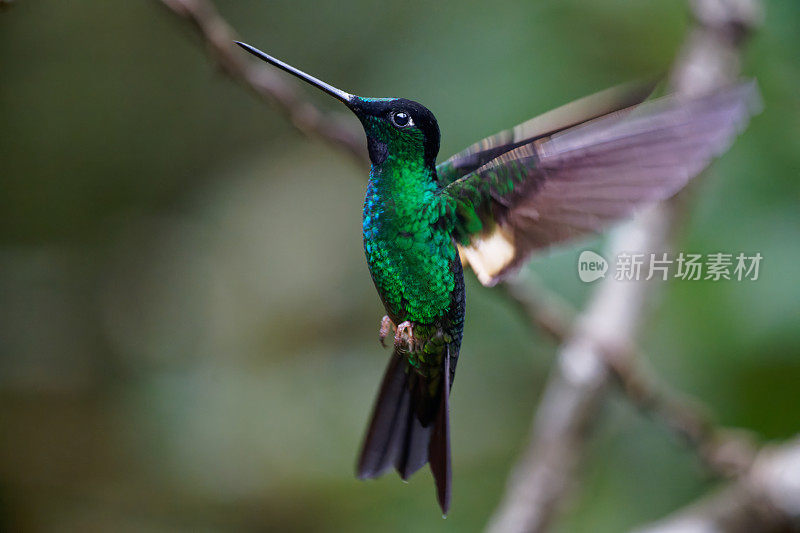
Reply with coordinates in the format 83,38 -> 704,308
235,42 -> 440,169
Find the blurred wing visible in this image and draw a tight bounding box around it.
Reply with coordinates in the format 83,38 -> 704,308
435,81 -> 657,186
440,81 -> 760,286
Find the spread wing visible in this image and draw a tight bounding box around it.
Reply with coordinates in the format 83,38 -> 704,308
438,81 -> 760,286
435,81 -> 658,186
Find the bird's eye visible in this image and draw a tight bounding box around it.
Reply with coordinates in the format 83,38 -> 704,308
391,111 -> 413,128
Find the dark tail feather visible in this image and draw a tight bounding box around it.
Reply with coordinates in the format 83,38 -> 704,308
356,354 -> 411,478
428,347 -> 452,514
357,348 -> 453,514
395,409 -> 431,480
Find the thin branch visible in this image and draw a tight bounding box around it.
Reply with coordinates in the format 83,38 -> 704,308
156,0 -> 368,164
501,277 -> 757,479
487,206 -> 680,533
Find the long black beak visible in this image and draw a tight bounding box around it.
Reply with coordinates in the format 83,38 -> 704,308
235,41 -> 354,106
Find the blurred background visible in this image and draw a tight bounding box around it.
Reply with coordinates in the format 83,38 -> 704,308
1,0 -> 799,531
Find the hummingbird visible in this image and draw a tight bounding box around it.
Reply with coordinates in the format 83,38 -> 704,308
235,40 -> 757,514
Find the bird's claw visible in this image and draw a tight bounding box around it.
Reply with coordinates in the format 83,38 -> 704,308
394,320 -> 419,352
378,316 -> 419,352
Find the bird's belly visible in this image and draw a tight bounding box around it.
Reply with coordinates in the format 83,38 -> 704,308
363,234 -> 457,325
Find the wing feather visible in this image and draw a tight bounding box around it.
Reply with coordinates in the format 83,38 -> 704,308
441,81 -> 760,286
435,82 -> 658,185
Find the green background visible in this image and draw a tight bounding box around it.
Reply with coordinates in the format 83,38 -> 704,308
1,0 -> 798,531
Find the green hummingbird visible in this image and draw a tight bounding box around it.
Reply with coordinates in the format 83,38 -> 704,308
235,40 -> 757,514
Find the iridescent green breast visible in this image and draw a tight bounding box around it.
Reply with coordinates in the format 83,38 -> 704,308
361,121 -> 457,325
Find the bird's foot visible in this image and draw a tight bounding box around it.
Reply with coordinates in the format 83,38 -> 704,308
378,315 -> 394,348
394,320 -> 419,352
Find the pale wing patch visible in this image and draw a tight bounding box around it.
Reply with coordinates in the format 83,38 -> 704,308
457,227 -> 516,286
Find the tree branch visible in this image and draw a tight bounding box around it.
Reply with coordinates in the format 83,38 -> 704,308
157,0 -> 368,164
500,277 -> 757,479
487,207 -> 680,533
